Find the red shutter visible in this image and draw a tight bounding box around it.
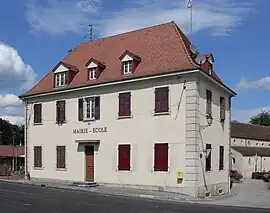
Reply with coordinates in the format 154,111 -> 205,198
154,143 -> 168,171
57,146 -> 66,169
132,60 -> 138,73
95,96 -> 100,120
118,144 -> 131,170
155,87 -> 169,113
78,98 -> 84,121
119,92 -> 131,116
56,101 -> 66,123
120,62 -> 124,75
53,74 -> 56,88
34,104 -> 42,123
34,146 -> 42,168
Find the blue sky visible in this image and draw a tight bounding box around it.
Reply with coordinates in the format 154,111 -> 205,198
0,0 -> 269,124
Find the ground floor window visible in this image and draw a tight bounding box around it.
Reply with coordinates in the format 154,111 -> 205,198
118,144 -> 131,171
154,143 -> 168,171
56,146 -> 66,169
206,144 -> 212,171
34,146 -> 42,168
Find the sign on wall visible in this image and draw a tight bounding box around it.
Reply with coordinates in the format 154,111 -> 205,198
73,127 -> 107,134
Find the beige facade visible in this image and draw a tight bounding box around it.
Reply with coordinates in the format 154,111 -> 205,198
24,71 -> 233,198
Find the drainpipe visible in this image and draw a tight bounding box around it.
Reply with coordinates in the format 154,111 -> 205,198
24,100 -> 28,179
228,96 -> 232,194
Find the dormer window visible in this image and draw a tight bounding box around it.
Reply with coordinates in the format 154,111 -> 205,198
119,50 -> 141,76
85,58 -> 106,81
55,72 -> 68,87
89,68 -> 97,80
53,61 -> 78,88
123,60 -> 132,74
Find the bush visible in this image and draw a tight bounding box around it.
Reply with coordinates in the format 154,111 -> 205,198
230,170 -> 243,180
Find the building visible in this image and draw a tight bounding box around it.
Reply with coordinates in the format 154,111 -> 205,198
19,21 -> 236,198
231,122 -> 270,178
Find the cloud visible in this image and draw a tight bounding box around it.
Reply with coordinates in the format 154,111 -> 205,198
0,42 -> 36,90
26,0 -> 101,36
232,106 -> 270,122
0,116 -> 25,126
237,76 -> 270,90
25,0 -> 254,37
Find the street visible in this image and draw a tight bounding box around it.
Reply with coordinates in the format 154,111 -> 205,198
0,182 -> 268,213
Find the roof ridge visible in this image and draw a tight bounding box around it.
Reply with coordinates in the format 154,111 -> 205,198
232,122 -> 270,129
170,21 -> 198,69
79,21 -> 175,46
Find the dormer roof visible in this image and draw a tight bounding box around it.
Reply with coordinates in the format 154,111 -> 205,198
85,58 -> 106,69
119,50 -> 141,62
53,61 -> 79,73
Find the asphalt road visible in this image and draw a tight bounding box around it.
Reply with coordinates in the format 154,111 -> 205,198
0,182 -> 268,213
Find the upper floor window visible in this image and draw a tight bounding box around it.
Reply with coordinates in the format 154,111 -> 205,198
33,103 -> 42,124
155,87 -> 169,114
89,68 -> 97,80
119,92 -> 131,117
55,72 -> 68,87
123,60 -> 132,74
56,100 -> 66,124
78,96 -> 100,121
206,89 -> 212,115
220,97 -> 225,121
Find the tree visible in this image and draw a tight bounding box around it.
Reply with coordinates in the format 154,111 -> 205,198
249,110 -> 270,126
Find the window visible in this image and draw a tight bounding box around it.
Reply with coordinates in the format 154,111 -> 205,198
155,87 -> 169,113
219,145 -> 224,170
220,97 -> 225,121
123,60 -> 132,74
34,146 -> 42,168
206,90 -> 212,115
205,144 -> 212,171
55,72 -> 68,87
89,68 -> 97,80
78,96 -> 100,121
56,146 -> 66,169
154,143 -> 169,171
119,92 -> 131,117
56,100 -> 66,124
118,144 -> 131,171
33,104 -> 42,124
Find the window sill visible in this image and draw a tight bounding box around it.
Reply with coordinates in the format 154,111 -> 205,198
152,169 -> 170,173
117,115 -> 133,120
122,72 -> 133,76
117,169 -> 132,172
154,111 -> 170,116
83,118 -> 96,122
56,120 -> 67,125
56,168 -> 67,171
205,170 -> 213,173
33,122 -> 43,126
33,167 -> 44,170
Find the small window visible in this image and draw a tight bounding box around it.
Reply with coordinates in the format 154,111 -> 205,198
123,61 -> 132,74
155,87 -> 169,113
34,146 -> 42,168
206,90 -> 212,115
33,103 -> 42,124
89,68 -> 97,80
118,144 -> 131,171
220,97 -> 225,121
56,146 -> 66,169
205,144 -> 212,171
56,100 -> 66,124
219,146 -> 224,170
154,143 -> 169,171
55,72 -> 68,87
78,96 -> 100,121
119,92 -> 131,117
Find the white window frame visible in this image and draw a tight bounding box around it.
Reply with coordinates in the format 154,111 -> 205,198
84,97 -> 95,120
55,72 -> 67,87
116,143 -> 132,172
89,68 -> 97,80
123,60 -> 132,74
152,142 -> 170,173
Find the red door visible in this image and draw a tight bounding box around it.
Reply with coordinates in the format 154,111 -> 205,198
85,146 -> 94,181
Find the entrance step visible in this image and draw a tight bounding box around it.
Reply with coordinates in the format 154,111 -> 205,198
71,181 -> 99,187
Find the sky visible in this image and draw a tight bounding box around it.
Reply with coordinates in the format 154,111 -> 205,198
0,0 -> 269,125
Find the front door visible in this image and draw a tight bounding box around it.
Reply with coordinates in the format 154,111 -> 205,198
85,146 -> 94,181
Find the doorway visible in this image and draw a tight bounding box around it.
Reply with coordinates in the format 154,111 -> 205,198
85,146 -> 94,181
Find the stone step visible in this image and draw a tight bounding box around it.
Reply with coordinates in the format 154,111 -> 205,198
71,181 -> 99,187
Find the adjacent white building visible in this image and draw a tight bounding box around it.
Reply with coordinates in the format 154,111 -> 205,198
19,21 -> 236,198
231,122 -> 270,178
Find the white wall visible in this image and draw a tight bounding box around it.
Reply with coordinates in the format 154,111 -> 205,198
231,137 -> 270,148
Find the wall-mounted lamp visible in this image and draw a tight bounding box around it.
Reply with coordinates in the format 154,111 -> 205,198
200,146 -> 212,159
206,113 -> 213,126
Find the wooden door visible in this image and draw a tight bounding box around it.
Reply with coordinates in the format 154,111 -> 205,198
85,146 -> 94,181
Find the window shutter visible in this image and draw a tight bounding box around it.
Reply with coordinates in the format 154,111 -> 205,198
59,101 -> 66,122
118,144 -> 131,171
220,97 -> 225,121
78,98 -> 84,121
56,102 -> 59,123
34,146 -> 42,168
155,87 -> 169,113
57,146 -> 66,169
219,146 -> 224,170
95,96 -> 100,120
120,62 -> 124,75
119,92 -> 131,116
206,90 -> 212,115
34,104 -> 42,123
206,144 -> 212,171
154,143 -> 168,171
132,60 -> 138,73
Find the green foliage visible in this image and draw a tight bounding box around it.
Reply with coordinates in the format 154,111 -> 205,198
249,110 -> 270,126
0,118 -> 24,145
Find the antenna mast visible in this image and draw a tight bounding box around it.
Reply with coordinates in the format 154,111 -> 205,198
186,0 -> 193,35
89,24 -> 93,42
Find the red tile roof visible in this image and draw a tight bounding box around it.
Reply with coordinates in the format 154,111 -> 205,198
20,21 -> 227,97
0,146 -> 24,157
